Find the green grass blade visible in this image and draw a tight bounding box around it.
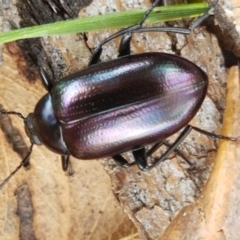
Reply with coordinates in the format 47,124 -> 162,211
0,3 -> 209,44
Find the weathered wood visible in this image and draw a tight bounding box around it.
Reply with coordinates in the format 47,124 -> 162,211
0,0 -> 240,239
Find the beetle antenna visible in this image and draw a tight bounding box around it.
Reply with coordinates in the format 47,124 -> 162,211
138,0 -> 161,27
0,111 -> 27,120
0,142 -> 34,190
0,110 -> 33,190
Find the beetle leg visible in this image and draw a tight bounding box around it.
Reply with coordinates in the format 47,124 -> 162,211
61,155 -> 69,171
118,0 -> 162,56
89,0 -> 219,65
133,0 -> 220,36
38,66 -> 54,92
61,155 -> 74,175
88,0 -> 161,65
88,25 -> 144,66
138,0 -> 161,27
147,141 -> 164,156
146,122 -> 239,169
112,154 -> 135,168
146,141 -> 193,166
132,147 -> 149,170
118,33 -> 132,57
148,125 -> 192,170
162,141 -> 193,166
88,46 -> 102,66
131,126 -> 192,171
189,0 -> 220,31
26,53 -> 54,92
191,125 -> 239,141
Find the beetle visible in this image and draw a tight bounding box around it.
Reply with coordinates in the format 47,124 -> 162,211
0,0 -> 237,189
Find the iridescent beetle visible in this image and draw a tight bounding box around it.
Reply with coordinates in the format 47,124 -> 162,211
0,0 -> 237,189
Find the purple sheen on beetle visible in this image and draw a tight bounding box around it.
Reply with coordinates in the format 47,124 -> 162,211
29,52 -> 207,159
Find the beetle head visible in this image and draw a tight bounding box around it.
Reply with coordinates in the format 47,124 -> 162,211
25,113 -> 42,145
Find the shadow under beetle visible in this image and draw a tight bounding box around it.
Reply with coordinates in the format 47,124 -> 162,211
0,0 -> 238,189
